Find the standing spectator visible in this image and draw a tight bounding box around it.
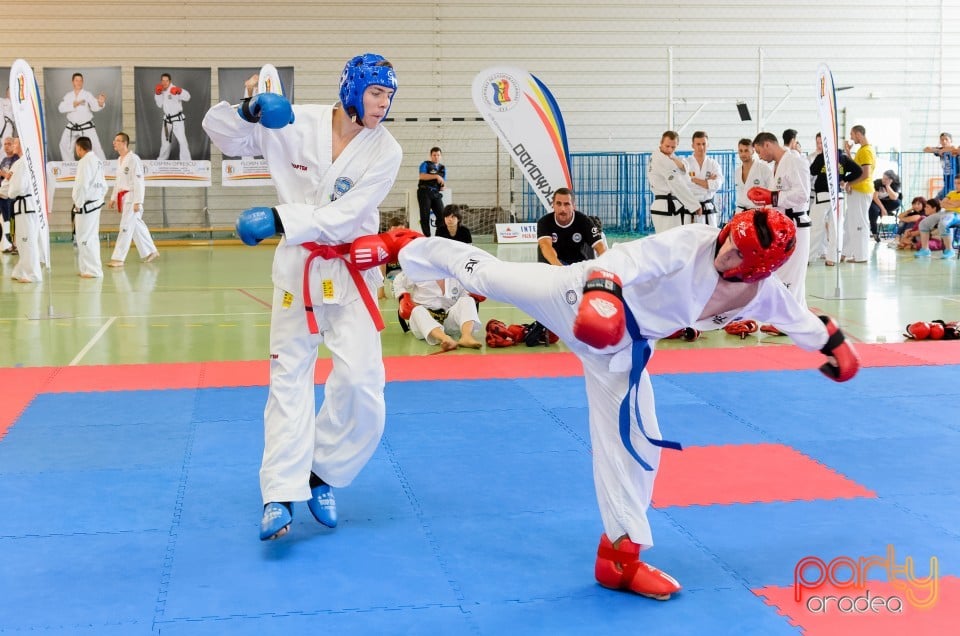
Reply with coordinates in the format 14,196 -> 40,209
107,132 -> 159,267
684,131 -> 722,226
155,73 -> 192,160
537,187 -> 605,265
58,73 -> 107,161
0,136 -> 19,254
416,146 -> 445,236
3,138 -> 42,282
923,132 -> 956,199
72,136 -> 108,278
842,125 -> 876,263
808,132 -> 862,265
749,132 -> 812,334
734,138 -> 773,212
0,88 -> 14,141
202,53 -> 403,541
434,203 -> 472,243
648,131 -> 701,234
869,170 -> 901,242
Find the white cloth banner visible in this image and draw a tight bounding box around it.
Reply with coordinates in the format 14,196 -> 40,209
221,159 -> 273,187
495,222 -> 538,243
141,160 -> 211,187
472,66 -> 572,215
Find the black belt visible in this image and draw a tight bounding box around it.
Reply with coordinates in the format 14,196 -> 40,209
164,112 -> 185,124
652,194 -> 684,216
785,208 -> 811,228
76,200 -> 104,214
66,121 -> 95,132
12,195 -> 33,215
814,191 -> 844,204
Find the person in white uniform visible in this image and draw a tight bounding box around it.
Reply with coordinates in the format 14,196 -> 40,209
648,131 -> 701,234
749,132 -> 812,312
393,271 -> 483,350
808,133 -> 862,265
734,138 -> 773,212
72,137 -> 107,278
2,139 -> 42,282
393,208 -> 859,600
683,131 -> 723,226
58,73 -> 107,161
202,53 -> 403,541
155,73 -> 192,161
107,132 -> 158,267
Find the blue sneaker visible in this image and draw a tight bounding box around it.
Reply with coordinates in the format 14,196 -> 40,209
915,248 -> 932,258
260,502 -> 292,541
942,249 -> 956,259
307,484 -> 338,528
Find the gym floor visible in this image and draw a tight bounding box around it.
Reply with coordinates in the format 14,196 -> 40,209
0,237 -> 957,367
1,237 -> 958,635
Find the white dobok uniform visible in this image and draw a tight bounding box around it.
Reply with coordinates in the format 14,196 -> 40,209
58,89 -> 106,160
735,158 -> 774,211
770,150 -> 812,306
648,150 -> 701,234
393,271 -> 481,344
203,101 -> 402,504
399,228 -> 829,547
4,157 -> 42,282
684,155 -> 723,227
156,86 -> 192,160
72,151 -> 108,277
109,152 -> 157,263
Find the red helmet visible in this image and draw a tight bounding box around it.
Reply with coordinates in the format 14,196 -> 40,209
716,208 -> 796,282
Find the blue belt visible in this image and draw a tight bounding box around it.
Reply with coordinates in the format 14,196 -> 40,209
619,308 -> 682,470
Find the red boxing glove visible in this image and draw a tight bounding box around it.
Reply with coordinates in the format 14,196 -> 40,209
747,186 -> 778,207
573,270 -> 625,349
904,321 -> 931,340
398,293 -> 415,321
929,322 -> 945,340
350,229 -> 424,271
155,83 -> 164,95
818,315 -> 859,382
170,86 -> 182,95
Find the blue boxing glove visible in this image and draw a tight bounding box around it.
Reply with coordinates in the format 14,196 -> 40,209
238,93 -> 295,129
236,207 -> 279,246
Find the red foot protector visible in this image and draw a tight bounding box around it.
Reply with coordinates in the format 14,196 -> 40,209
652,443 -> 876,508
754,574 -> 959,635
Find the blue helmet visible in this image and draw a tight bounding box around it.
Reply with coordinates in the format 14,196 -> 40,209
339,53 -> 397,123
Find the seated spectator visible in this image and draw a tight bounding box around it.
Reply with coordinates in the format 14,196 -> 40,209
869,169 -> 901,242
434,204 -> 472,243
896,197 -> 933,250
914,196 -> 960,258
393,270 -> 483,350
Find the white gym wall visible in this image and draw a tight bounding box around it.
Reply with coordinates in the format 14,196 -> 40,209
6,0 -> 959,231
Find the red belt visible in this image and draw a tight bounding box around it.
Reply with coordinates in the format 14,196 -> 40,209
301,242 -> 385,335
117,190 -> 128,213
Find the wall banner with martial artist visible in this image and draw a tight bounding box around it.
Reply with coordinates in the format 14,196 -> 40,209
216,65 -> 295,187
42,66 -> 122,162
134,66 -> 211,186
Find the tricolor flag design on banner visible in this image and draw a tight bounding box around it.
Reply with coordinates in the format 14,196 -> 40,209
9,59 -> 51,266
472,67 -> 572,214
816,64 -> 842,262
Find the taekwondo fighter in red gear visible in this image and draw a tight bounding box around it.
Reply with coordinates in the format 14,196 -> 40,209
202,54 -> 403,541
393,208 -> 859,600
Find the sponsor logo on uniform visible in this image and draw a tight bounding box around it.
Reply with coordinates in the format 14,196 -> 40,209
565,290 -> 578,305
332,176 -> 354,200
464,258 -> 478,273
481,72 -> 520,112
291,163 -> 307,172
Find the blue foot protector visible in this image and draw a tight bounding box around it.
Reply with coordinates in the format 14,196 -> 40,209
260,502 -> 292,540
308,484 -> 338,528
